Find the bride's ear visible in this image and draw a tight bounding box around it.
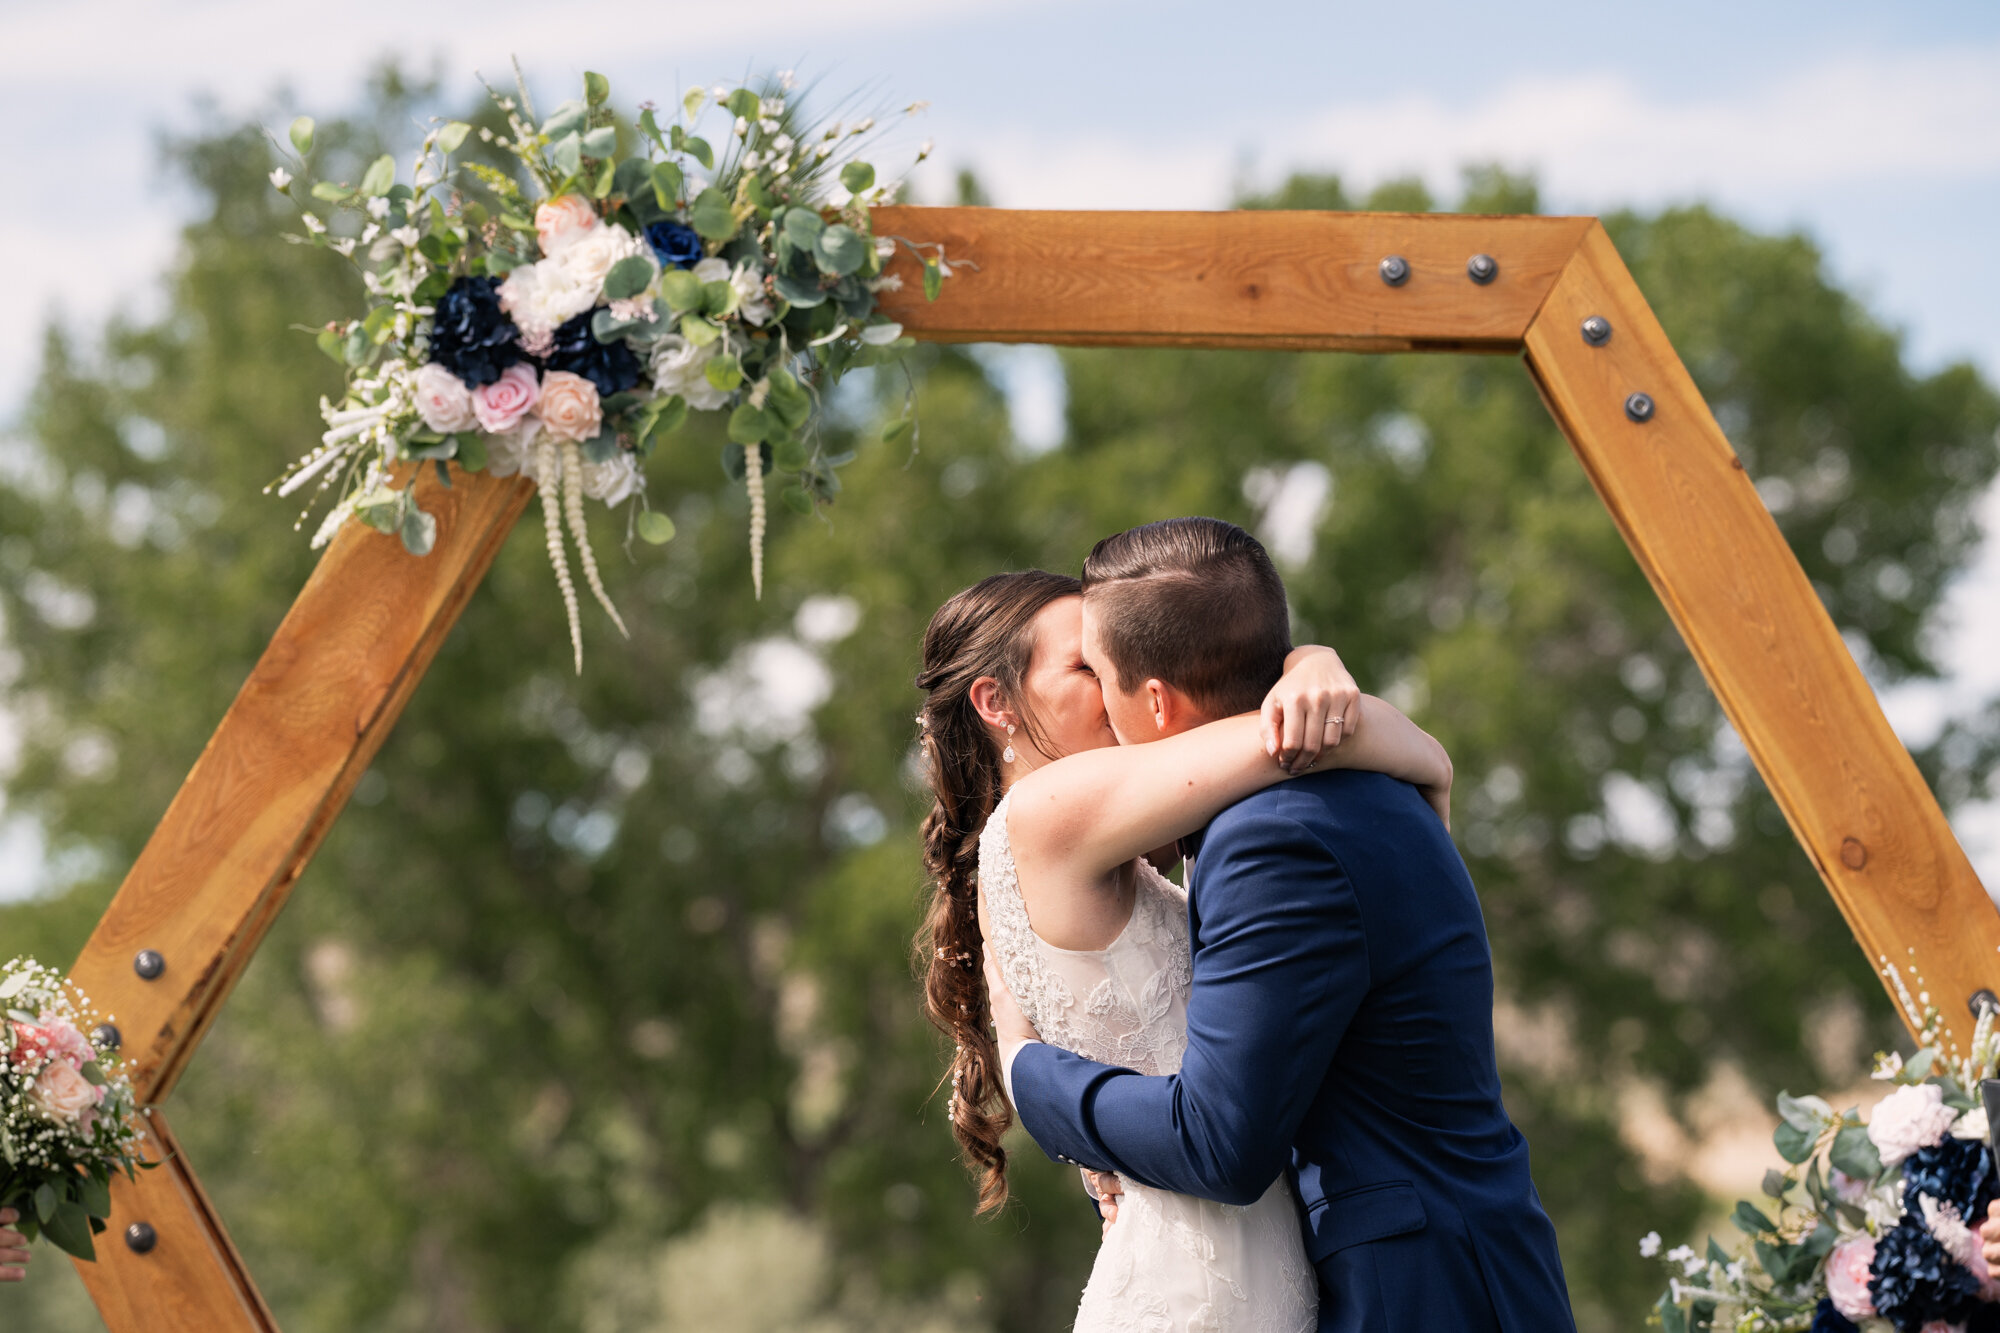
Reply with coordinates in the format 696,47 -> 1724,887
968,676 -> 1014,731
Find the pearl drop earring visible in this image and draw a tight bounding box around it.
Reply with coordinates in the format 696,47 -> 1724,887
1003,724 -> 1017,765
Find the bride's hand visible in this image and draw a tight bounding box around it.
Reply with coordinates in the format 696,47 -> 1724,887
1260,645 -> 1361,775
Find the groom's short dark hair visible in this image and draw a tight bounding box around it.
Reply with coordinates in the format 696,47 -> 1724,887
1082,517 -> 1291,717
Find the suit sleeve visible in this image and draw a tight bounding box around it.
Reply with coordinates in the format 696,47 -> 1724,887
1010,809 -> 1368,1205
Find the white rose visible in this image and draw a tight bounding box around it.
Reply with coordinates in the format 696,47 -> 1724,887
691,257 -> 732,286
499,257 -> 597,351
412,363 -> 479,433
1867,1082 -> 1959,1166
581,451 -> 642,506
649,335 -> 729,410
484,420 -> 541,479
558,224 -> 653,296
731,262 -> 773,326
33,1061 -> 98,1124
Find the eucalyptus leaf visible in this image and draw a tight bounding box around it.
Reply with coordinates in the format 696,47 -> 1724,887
1773,1118 -> 1815,1164
35,1182 -> 56,1223
289,116 -> 315,157
584,71 -> 611,106
436,121 -> 472,154
782,485 -> 813,515
683,135 -> 714,169
457,435 -> 488,473
814,224 -> 869,277
542,100 -> 588,140
637,511 -> 677,544
701,279 -> 738,318
1905,1049 -> 1938,1080
359,153 -> 396,197
1776,1092 -> 1833,1133
659,269 -> 704,312
1828,1123 -> 1883,1180
581,430 -> 621,464
774,271 -> 826,308
1761,1168 -> 1789,1199
773,438 -> 809,470
1730,1201 -> 1777,1235
840,161 -> 875,193
689,188 -> 737,241
704,355 -> 744,392
604,256 -> 656,302
881,417 -> 914,446
678,315 -> 720,346
311,180 -> 352,203
549,133 -> 583,178
638,108 -> 667,151
726,406 -> 770,446
782,208 -> 825,248
651,161 -> 684,209
922,257 -> 942,301
724,89 -> 761,120
400,506 -> 437,557
589,156 -> 616,199
80,1060 -> 106,1087
581,126 -> 618,160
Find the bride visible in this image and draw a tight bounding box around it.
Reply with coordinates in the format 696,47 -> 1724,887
913,569 -> 1452,1331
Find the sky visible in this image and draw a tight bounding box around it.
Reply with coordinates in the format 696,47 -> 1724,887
2,0 -> 1998,894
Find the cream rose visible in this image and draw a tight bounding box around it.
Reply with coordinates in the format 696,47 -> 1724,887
536,371 -> 602,443
413,363 -> 479,433
580,451 -> 642,505
473,364 -> 541,435
483,420 -> 540,480
649,335 -> 728,410
535,194 -> 599,256
33,1061 -> 98,1124
1868,1082 -> 1960,1167
498,260 -> 597,355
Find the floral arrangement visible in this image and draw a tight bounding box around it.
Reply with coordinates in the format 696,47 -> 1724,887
269,66 -> 942,669
1646,962 -> 2000,1333
1,958 -> 150,1262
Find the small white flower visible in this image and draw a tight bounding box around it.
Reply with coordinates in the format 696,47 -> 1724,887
1873,1051 -> 1905,1081
269,167 -> 292,190
772,134 -> 794,155
301,213 -> 326,235
360,223 -> 381,244
758,118 -> 780,135
777,70 -> 796,91
734,116 -> 749,139
390,226 -> 421,249
1954,1105 -> 1990,1140
918,137 -> 935,159
1723,1260 -> 1745,1284
852,117 -> 874,134
1639,1232 -> 1662,1258
479,126 -> 495,142
906,100 -> 931,114
331,238 -> 357,257
367,196 -> 391,221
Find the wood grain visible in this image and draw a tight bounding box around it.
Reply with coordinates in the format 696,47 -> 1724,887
69,1109 -> 277,1333
68,466 -> 535,1104
1524,222 -> 2000,1046
871,207 -> 1595,352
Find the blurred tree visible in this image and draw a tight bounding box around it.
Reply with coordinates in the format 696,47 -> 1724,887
1,94 -> 1996,1333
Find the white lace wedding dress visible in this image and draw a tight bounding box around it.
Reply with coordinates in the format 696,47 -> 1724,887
981,793 -> 1318,1333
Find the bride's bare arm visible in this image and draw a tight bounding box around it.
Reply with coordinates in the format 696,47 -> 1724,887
1010,695 -> 1450,880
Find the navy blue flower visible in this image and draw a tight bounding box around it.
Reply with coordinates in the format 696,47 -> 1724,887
1970,1301 -> 2000,1333
541,309 -> 643,398
1869,1214 -> 1982,1332
1904,1136 -> 1996,1219
1809,1298 -> 1860,1333
428,276 -> 523,387
644,221 -> 704,269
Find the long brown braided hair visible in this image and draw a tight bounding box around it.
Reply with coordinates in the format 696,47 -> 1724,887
914,569 -> 1081,1213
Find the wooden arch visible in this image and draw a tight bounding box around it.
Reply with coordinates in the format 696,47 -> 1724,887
62,208 -> 1998,1329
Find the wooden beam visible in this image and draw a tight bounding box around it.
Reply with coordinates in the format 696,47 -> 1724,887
69,466 -> 535,1104
69,1109 -> 277,1333
1523,221 -> 2000,1046
872,207 -> 1595,352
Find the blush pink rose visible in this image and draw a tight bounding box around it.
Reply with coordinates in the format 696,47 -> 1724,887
472,364 -> 540,434
413,363 -> 479,433
8,1018 -> 91,1069
1826,1235 -> 1877,1321
33,1061 -> 98,1124
534,370 -> 602,443
535,194 -> 599,256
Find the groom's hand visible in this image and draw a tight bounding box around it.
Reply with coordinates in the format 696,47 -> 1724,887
1984,1199 -> 2000,1267
1084,1169 -> 1124,1234
0,1207 -> 29,1281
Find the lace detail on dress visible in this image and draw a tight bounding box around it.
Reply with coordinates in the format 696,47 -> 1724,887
980,793 -> 1316,1333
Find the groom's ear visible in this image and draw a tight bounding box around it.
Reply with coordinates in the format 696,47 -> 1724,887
1143,678 -> 1179,735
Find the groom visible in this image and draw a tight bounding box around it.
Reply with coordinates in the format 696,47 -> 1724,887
989,517 -> 1575,1332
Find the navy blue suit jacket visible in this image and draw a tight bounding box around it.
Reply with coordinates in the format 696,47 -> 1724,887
1010,769 -> 1574,1333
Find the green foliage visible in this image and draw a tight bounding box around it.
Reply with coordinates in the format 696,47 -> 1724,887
2,119 -> 1998,1333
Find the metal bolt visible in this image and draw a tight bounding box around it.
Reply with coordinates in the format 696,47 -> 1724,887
133,950 -> 165,981
93,1023 -> 121,1053
1581,315 -> 1612,346
125,1222 -> 158,1255
1970,989 -> 1999,1020
1466,254 -> 1498,285
1378,255 -> 1410,287
1624,392 -> 1655,423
